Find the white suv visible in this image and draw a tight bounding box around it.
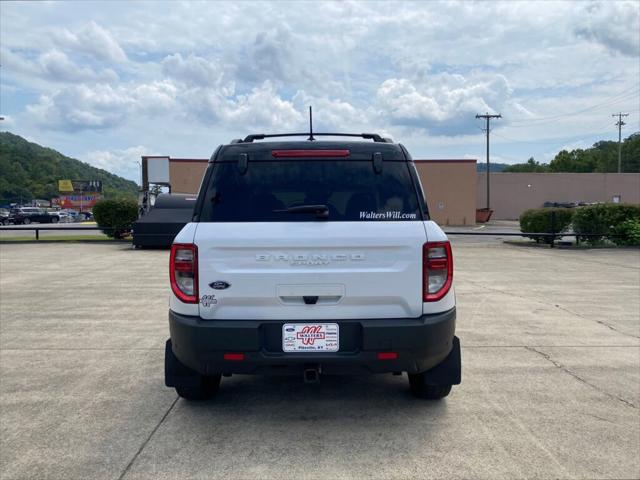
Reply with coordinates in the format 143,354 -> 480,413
165,133 -> 460,400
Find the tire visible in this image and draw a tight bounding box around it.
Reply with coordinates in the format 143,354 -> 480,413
22,218 -> 31,225
408,373 -> 452,400
51,216 -> 59,223
175,375 -> 221,401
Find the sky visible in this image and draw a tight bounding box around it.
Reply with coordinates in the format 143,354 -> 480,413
1,0 -> 639,182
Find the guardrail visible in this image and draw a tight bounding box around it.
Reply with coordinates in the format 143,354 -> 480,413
0,225 -> 621,247
0,226 -> 117,240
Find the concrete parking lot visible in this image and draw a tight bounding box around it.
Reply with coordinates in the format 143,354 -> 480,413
0,241 -> 638,479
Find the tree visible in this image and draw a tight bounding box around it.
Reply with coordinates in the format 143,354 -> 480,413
549,149 -> 597,173
503,157 -> 549,173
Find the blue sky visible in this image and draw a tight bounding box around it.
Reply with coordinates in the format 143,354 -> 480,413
1,1 -> 639,182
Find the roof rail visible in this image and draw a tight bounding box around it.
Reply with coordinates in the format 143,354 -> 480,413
241,132 -> 392,143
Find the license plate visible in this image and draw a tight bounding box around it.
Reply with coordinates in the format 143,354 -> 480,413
282,323 -> 339,352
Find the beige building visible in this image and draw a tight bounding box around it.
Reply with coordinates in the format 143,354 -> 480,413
414,160 -> 477,226
478,173 -> 640,220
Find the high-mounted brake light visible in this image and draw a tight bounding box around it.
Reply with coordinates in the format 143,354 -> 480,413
423,241 -> 453,302
223,353 -> 245,361
377,352 -> 398,360
170,243 -> 198,303
271,149 -> 350,158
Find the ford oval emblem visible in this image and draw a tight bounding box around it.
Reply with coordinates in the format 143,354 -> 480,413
209,281 -> 231,290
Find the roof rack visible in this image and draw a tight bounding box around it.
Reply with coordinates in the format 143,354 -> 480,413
240,133 -> 392,143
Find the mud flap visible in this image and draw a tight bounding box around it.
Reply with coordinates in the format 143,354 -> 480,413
422,336 -> 461,385
164,339 -> 201,387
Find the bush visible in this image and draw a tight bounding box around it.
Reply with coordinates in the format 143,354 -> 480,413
519,208 -> 574,244
92,198 -> 138,239
573,203 -> 640,244
611,219 -> 640,246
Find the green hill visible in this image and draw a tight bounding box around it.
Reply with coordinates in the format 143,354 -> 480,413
0,131 -> 138,204
477,162 -> 508,172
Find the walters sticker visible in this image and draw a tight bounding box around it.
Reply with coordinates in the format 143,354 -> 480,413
282,323 -> 339,352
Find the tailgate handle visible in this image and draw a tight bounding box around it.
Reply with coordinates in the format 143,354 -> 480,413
277,284 -> 344,305
303,296 -> 319,305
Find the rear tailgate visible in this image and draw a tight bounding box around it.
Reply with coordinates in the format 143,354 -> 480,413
195,221 -> 426,320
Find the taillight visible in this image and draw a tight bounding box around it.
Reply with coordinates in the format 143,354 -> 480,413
170,243 -> 198,303
423,241 -> 453,302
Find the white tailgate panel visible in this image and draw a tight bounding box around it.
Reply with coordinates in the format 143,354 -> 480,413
195,222 -> 426,320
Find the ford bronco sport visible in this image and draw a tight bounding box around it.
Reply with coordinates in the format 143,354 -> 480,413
165,133 -> 461,400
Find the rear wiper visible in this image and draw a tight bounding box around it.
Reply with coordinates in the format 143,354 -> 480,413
273,204 -> 329,219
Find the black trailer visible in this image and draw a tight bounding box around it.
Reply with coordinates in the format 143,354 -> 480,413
132,194 -> 195,248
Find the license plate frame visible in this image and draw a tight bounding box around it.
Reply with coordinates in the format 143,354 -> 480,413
282,323 -> 339,352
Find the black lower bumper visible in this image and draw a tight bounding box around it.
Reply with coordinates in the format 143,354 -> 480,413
168,308 -> 458,377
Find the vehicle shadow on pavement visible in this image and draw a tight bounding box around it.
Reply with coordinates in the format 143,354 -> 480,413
180,373 -> 450,418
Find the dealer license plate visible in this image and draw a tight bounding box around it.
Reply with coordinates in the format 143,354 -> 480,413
282,323 -> 339,352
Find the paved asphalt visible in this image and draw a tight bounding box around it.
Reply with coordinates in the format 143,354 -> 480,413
0,242 -> 638,479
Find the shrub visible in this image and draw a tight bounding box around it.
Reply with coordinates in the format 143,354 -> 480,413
573,203 -> 640,244
611,219 -> 640,246
519,208 -> 574,244
92,198 -> 138,239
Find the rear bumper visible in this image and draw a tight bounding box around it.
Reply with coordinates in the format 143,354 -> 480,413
168,308 -> 457,376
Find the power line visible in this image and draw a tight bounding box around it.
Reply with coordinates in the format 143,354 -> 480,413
476,112 -> 501,210
612,112 -> 629,173
507,86 -> 639,127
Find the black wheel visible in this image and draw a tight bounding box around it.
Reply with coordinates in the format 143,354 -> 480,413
51,216 -> 59,223
22,218 -> 31,225
408,373 -> 452,400
175,375 -> 221,401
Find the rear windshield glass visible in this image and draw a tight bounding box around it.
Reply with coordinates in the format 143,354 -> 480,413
200,160 -> 422,222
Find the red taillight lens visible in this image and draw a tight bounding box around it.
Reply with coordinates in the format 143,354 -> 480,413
271,149 -> 350,158
223,353 -> 245,361
170,243 -> 198,303
377,352 -> 398,360
423,241 -> 453,302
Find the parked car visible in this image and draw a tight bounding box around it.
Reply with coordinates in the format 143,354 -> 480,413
9,207 -> 60,224
165,132 -> 461,401
47,210 -> 69,222
0,208 -> 9,225
59,209 -> 79,222
77,211 -> 93,222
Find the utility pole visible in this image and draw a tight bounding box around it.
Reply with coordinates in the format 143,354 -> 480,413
612,112 -> 628,173
476,112 -> 501,210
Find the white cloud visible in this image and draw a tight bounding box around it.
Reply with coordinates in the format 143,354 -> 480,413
26,84 -> 131,130
82,146 -> 150,182
161,53 -> 224,87
1,47 -> 117,84
374,73 -> 522,135
51,21 -> 127,63
575,2 -> 640,57
186,81 -> 303,131
24,79 -> 183,131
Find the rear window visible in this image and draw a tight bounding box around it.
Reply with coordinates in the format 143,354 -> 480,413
200,160 -> 423,222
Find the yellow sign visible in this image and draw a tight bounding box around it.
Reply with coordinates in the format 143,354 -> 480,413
58,180 -> 74,192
